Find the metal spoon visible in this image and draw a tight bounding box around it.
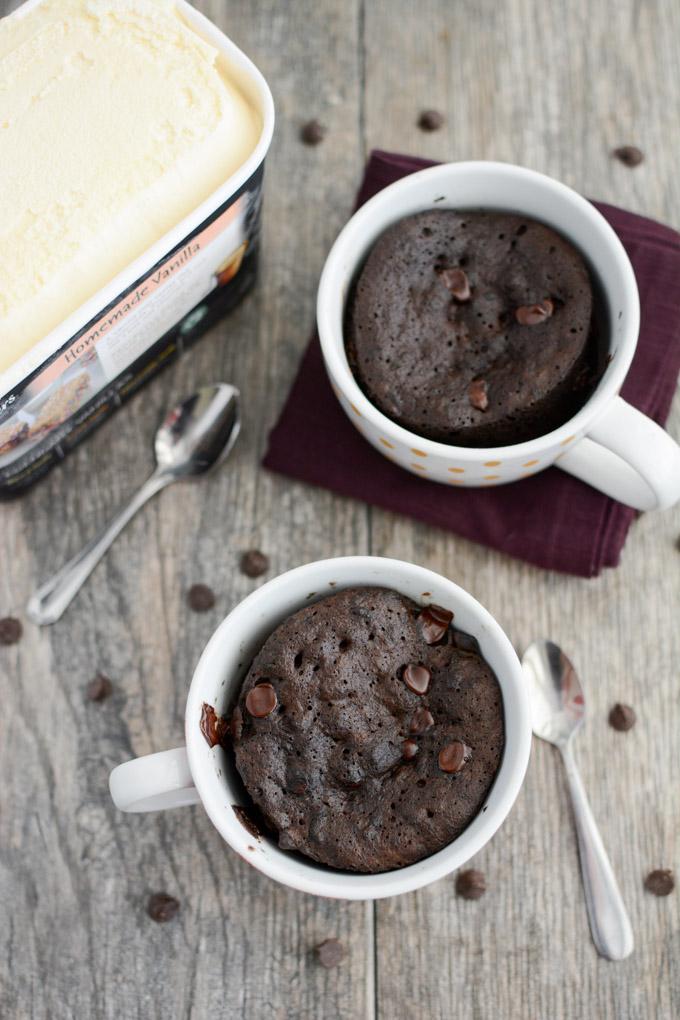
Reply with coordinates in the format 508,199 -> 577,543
27,383 -> 240,626
522,640 -> 633,960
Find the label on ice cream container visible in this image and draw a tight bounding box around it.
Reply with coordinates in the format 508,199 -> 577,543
0,167 -> 263,497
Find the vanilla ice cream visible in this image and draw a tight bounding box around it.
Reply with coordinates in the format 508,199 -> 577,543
0,0 -> 262,373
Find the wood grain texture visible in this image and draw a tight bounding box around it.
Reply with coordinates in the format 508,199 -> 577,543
0,0 -> 678,1018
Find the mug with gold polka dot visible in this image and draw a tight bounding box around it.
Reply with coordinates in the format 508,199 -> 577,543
317,162 -> 680,511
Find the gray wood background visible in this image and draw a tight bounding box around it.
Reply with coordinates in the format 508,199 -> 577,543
1,0 -> 678,1017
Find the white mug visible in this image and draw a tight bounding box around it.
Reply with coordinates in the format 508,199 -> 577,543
109,557 -> 531,900
317,161 -> 680,511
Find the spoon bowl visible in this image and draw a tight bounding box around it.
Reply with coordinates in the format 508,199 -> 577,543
155,383 -> 240,477
522,639 -> 585,747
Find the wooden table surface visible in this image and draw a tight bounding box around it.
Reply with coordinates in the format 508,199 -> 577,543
1,1 -> 679,1017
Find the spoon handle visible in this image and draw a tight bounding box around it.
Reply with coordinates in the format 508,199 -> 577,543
560,742 -> 634,960
27,470 -> 171,626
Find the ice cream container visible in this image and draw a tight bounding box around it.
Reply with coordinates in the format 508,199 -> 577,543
0,0 -> 274,496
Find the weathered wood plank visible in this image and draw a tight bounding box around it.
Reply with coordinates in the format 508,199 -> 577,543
0,1 -> 371,1018
364,1 -> 680,1017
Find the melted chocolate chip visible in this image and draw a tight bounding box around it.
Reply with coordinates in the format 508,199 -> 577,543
438,740 -> 472,773
454,629 -> 480,654
245,683 -> 278,718
240,549 -> 270,578
468,378 -> 489,411
300,119 -> 326,145
147,892 -> 180,923
613,145 -> 644,168
644,869 -> 674,896
439,267 -> 471,302
232,805 -> 262,840
402,739 -> 419,760
315,938 -> 346,968
409,707 -> 435,734
455,868 -> 486,900
419,604 -> 454,644
418,109 -> 445,131
200,702 -> 228,747
0,617 -> 22,645
187,584 -> 216,612
402,663 -> 431,695
515,299 -> 554,326
609,703 -> 636,732
86,673 -> 113,702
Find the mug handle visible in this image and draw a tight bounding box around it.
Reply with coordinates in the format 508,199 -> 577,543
109,747 -> 200,812
557,397 -> 680,511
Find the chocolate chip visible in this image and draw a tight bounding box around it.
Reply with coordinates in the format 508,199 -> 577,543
200,702 -> 228,747
515,299 -> 554,326
419,604 -> 454,644
468,379 -> 489,411
86,673 -> 113,702
438,740 -> 472,773
245,682 -> 278,718
0,617 -> 22,645
644,869 -> 674,896
409,707 -> 434,734
300,119 -> 326,145
288,774 -> 308,796
455,868 -> 486,900
454,630 -> 480,654
240,549 -> 269,578
402,663 -> 431,695
232,805 -> 262,839
147,892 -> 180,923
402,739 -> 419,760
315,938 -> 346,968
418,109 -> 445,131
613,145 -> 644,168
439,267 -> 471,302
609,703 -> 636,732
187,583 -> 215,612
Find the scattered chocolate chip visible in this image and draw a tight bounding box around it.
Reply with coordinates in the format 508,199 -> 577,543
644,869 -> 674,896
439,267 -> 471,302
613,145 -> 644,168
609,703 -> 636,732
240,549 -> 270,578
187,583 -> 216,612
300,119 -> 326,145
438,740 -> 472,774
419,604 -> 454,644
515,299 -> 554,326
418,109 -> 445,132
402,739 -> 419,760
245,682 -> 278,718
232,805 -> 262,840
200,702 -> 228,747
454,630 -> 480,654
147,892 -> 180,923
468,378 -> 489,411
409,707 -> 435,734
455,868 -> 486,900
315,938 -> 346,968
288,774 -> 308,796
402,663 -> 431,695
86,673 -> 113,702
0,617 -> 22,645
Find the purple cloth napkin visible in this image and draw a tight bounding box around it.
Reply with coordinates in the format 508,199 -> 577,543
264,150 -> 680,577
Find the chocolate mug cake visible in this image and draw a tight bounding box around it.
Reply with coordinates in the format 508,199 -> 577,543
345,209 -> 603,447
216,586 -> 504,873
